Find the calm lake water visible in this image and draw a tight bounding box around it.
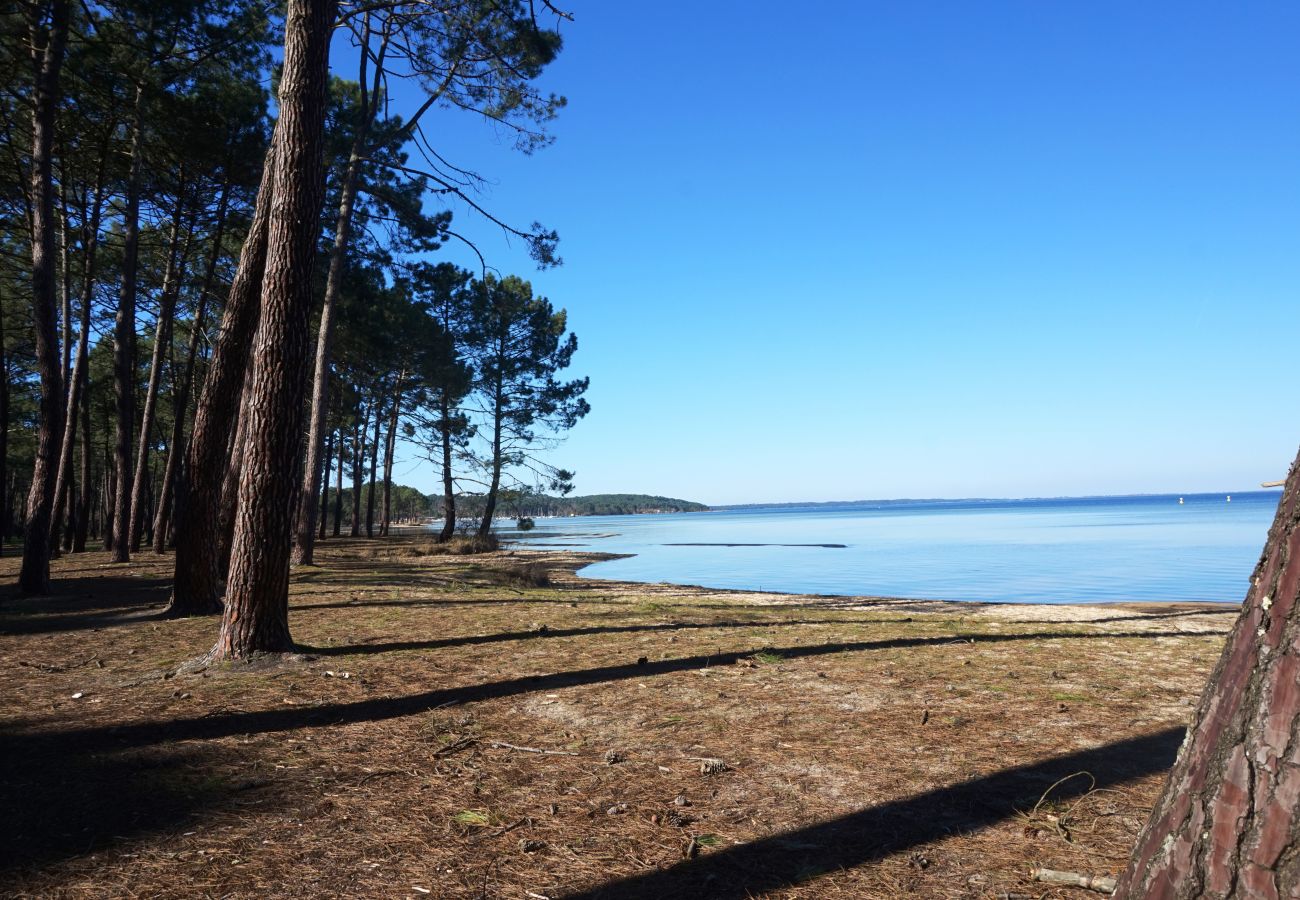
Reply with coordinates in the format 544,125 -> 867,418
498,492 -> 1281,604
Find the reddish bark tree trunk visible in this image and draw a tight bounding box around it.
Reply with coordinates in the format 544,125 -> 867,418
209,0 -> 335,661
1116,446 -> 1300,899
166,143 -> 277,616
18,0 -> 69,594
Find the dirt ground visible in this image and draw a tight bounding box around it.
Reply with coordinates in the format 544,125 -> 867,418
0,534 -> 1239,899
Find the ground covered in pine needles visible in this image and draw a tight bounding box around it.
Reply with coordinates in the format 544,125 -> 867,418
0,534 -> 1238,899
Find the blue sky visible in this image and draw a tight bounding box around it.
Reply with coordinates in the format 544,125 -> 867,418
370,1 -> 1299,505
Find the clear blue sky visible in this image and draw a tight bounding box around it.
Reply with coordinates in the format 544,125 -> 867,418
373,1 -> 1300,505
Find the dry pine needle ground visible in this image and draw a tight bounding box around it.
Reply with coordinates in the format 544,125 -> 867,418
0,533 -> 1235,899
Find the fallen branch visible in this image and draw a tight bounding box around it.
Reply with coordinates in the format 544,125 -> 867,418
1031,867 -> 1117,893
488,741 -> 578,756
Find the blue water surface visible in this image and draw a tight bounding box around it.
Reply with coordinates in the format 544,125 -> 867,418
494,492 -> 1280,604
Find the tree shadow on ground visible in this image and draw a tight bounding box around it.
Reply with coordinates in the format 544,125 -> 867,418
9,628 -> 1220,756
560,727 -> 1183,899
301,618 -> 927,656
0,731 -> 246,875
0,575 -> 173,635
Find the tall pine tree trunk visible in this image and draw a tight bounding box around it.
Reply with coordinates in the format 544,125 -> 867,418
292,148 -> 364,566
365,388 -> 383,537
167,142 -> 277,616
478,377 -> 504,536
109,86 -> 145,564
350,403 -> 366,537
217,385 -> 251,579
73,370 -> 91,552
317,427 -> 333,541
49,156 -> 106,556
18,0 -> 69,594
333,432 -> 345,537
0,263 -> 9,556
1116,447 -> 1300,898
154,182 -> 229,553
128,194 -> 190,552
438,391 -> 456,542
210,0 -> 335,660
380,374 -> 402,537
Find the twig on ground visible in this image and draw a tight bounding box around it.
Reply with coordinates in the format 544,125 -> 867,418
488,741 -> 577,756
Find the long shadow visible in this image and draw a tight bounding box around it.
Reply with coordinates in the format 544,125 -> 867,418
302,618 -> 920,656
0,729 -> 247,874
0,575 -> 173,635
561,727 -> 1184,899
4,628 -> 1219,756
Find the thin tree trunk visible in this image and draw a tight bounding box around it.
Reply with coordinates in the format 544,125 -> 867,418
0,276 -> 9,555
154,181 -> 230,554
365,388 -> 382,537
110,85 -> 144,564
438,391 -> 455,542
292,150 -> 364,565
217,384 -> 251,579
73,380 -> 91,552
49,155 -> 107,556
351,402 -> 367,537
210,0 -> 335,661
18,0 -> 70,594
380,373 -> 402,537
128,195 -> 192,551
317,427 -> 333,541
333,429 -> 345,537
1115,449 -> 1300,899
478,376 -> 504,536
167,140 -> 278,616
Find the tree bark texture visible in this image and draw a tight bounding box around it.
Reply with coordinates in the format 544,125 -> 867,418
1116,446 -> 1300,899
167,142 -> 277,616
210,0 -> 334,660
18,0 -> 70,594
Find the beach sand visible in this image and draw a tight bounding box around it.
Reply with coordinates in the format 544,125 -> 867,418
0,534 -> 1237,898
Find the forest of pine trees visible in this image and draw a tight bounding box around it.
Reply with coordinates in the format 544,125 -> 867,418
3,0 -> 586,651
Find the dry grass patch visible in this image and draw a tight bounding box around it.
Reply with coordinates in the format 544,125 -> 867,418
0,533 -> 1238,898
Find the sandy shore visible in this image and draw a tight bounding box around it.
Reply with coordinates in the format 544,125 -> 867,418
0,535 -> 1238,898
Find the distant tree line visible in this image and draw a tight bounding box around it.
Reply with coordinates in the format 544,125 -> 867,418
441,492 -> 709,518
